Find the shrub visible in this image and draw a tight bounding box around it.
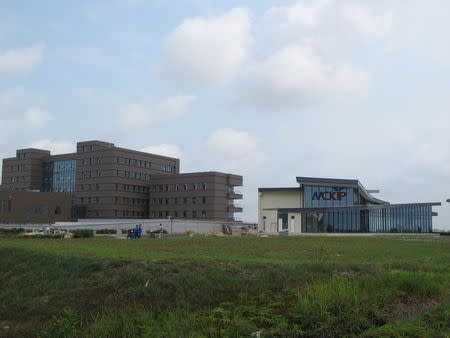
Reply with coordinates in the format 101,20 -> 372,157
39,308 -> 79,338
0,227 -> 25,235
70,229 -> 94,238
96,228 -> 117,234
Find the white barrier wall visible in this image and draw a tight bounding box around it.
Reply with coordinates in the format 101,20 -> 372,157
0,219 -> 240,234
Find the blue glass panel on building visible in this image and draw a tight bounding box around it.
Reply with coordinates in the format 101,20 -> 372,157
304,186 -> 355,207
42,160 -> 76,193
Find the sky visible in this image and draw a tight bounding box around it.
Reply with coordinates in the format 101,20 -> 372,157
0,0 -> 449,229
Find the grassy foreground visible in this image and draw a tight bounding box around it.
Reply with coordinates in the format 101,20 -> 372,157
0,236 -> 449,337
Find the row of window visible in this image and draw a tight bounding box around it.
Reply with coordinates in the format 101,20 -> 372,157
10,164 -> 27,172
88,210 -> 148,217
0,200 -> 11,214
116,156 -> 152,168
9,176 -> 26,183
81,157 -> 102,165
150,210 -> 207,218
81,170 -> 103,178
25,205 -> 62,215
151,196 -> 207,205
121,170 -> 151,181
151,182 -> 207,192
17,153 -> 29,159
80,196 -> 149,205
82,145 -> 95,152
162,164 -> 175,172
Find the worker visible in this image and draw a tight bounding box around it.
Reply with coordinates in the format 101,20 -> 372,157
138,224 -> 142,239
134,224 -> 139,239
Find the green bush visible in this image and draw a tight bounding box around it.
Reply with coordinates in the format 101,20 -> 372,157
39,308 -> 79,338
0,227 -> 25,235
70,229 -> 94,238
96,228 -> 117,234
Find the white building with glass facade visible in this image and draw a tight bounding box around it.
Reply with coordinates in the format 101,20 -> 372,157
258,177 -> 440,234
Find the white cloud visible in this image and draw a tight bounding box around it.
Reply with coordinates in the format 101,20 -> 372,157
29,139 -> 74,155
196,128 -> 266,222
0,44 -> 44,76
340,2 -> 392,40
118,94 -> 195,131
237,45 -> 371,110
201,128 -> 265,173
24,107 -> 52,128
0,87 -> 43,119
141,144 -> 182,158
266,0 -> 331,28
162,7 -> 252,87
385,0 -> 450,68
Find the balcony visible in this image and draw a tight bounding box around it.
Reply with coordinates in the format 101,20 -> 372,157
227,204 -> 243,213
227,191 -> 243,199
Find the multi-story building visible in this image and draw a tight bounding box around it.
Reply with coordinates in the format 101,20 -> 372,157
149,172 -> 243,221
259,176 -> 440,234
1,141 -> 243,222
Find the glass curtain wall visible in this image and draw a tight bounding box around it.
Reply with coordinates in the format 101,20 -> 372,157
301,205 -> 432,233
42,160 -> 76,193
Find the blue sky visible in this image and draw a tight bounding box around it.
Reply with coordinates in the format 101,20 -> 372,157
1,0 -> 449,228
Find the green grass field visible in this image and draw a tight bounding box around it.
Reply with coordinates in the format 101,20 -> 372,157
1,235 -> 449,337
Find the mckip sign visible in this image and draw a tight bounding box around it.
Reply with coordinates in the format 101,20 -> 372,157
312,188 -> 347,201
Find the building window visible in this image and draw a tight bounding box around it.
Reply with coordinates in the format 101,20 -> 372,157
166,211 -> 169,217
166,185 -> 170,192
166,198 -> 169,204
174,197 -> 178,204
174,211 -> 178,217
183,197 -> 187,204
202,197 -> 206,204
192,210 -> 197,218
26,205 -> 32,214
55,206 -> 61,214
184,184 -> 188,191
88,184 -> 91,190
83,146 -> 87,152
159,198 -> 163,205
81,197 -> 84,203
203,183 -> 207,190
96,197 -> 99,203
202,210 -> 206,217
183,211 -> 187,218
90,145 -> 94,151
159,211 -> 163,217
97,157 -> 101,164
193,184 -> 198,190
174,184 -> 179,191
96,184 -> 99,190
192,197 -> 197,204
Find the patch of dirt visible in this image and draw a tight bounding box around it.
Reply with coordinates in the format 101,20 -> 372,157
388,298 -> 439,322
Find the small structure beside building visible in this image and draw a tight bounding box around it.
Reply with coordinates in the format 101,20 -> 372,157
0,190 -> 72,224
258,176 -> 440,234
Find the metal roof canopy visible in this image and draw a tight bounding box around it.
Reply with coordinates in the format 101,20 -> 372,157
267,202 -> 441,213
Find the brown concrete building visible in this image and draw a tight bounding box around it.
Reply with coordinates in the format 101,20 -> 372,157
1,141 -> 243,222
0,191 -> 72,224
149,172 -> 243,221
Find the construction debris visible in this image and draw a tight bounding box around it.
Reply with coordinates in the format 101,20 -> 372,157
18,227 -> 72,238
